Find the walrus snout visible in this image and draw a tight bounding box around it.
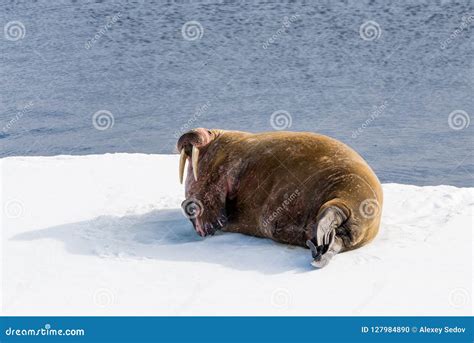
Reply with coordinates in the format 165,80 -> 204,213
190,217 -> 207,237
189,215 -> 218,237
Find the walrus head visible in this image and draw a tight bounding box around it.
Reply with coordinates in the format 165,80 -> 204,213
177,128 -> 229,237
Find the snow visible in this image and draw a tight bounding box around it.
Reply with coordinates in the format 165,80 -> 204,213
1,154 -> 472,316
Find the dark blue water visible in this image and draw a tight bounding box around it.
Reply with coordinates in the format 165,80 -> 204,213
1,0 -> 473,186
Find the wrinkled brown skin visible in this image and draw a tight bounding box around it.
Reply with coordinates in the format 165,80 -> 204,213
177,128 -> 383,258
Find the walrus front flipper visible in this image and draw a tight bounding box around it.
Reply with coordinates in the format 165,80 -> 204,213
306,205 -> 346,268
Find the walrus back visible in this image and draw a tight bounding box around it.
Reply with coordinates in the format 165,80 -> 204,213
220,130 -> 383,250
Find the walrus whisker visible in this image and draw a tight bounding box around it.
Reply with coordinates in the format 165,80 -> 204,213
192,145 -> 199,181
179,149 -> 187,184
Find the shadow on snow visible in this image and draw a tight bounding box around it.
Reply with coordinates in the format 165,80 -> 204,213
12,209 -> 313,274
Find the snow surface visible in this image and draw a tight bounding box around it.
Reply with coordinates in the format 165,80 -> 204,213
1,154 -> 472,316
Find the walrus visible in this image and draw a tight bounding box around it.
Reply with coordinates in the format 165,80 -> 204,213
177,128 -> 383,268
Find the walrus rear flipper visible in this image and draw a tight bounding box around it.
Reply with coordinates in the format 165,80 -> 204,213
306,205 -> 347,268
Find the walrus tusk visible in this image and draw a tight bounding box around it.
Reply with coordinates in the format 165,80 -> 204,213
179,149 -> 187,184
192,146 -> 199,181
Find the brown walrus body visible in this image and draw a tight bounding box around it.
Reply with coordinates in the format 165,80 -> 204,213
177,128 -> 383,268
